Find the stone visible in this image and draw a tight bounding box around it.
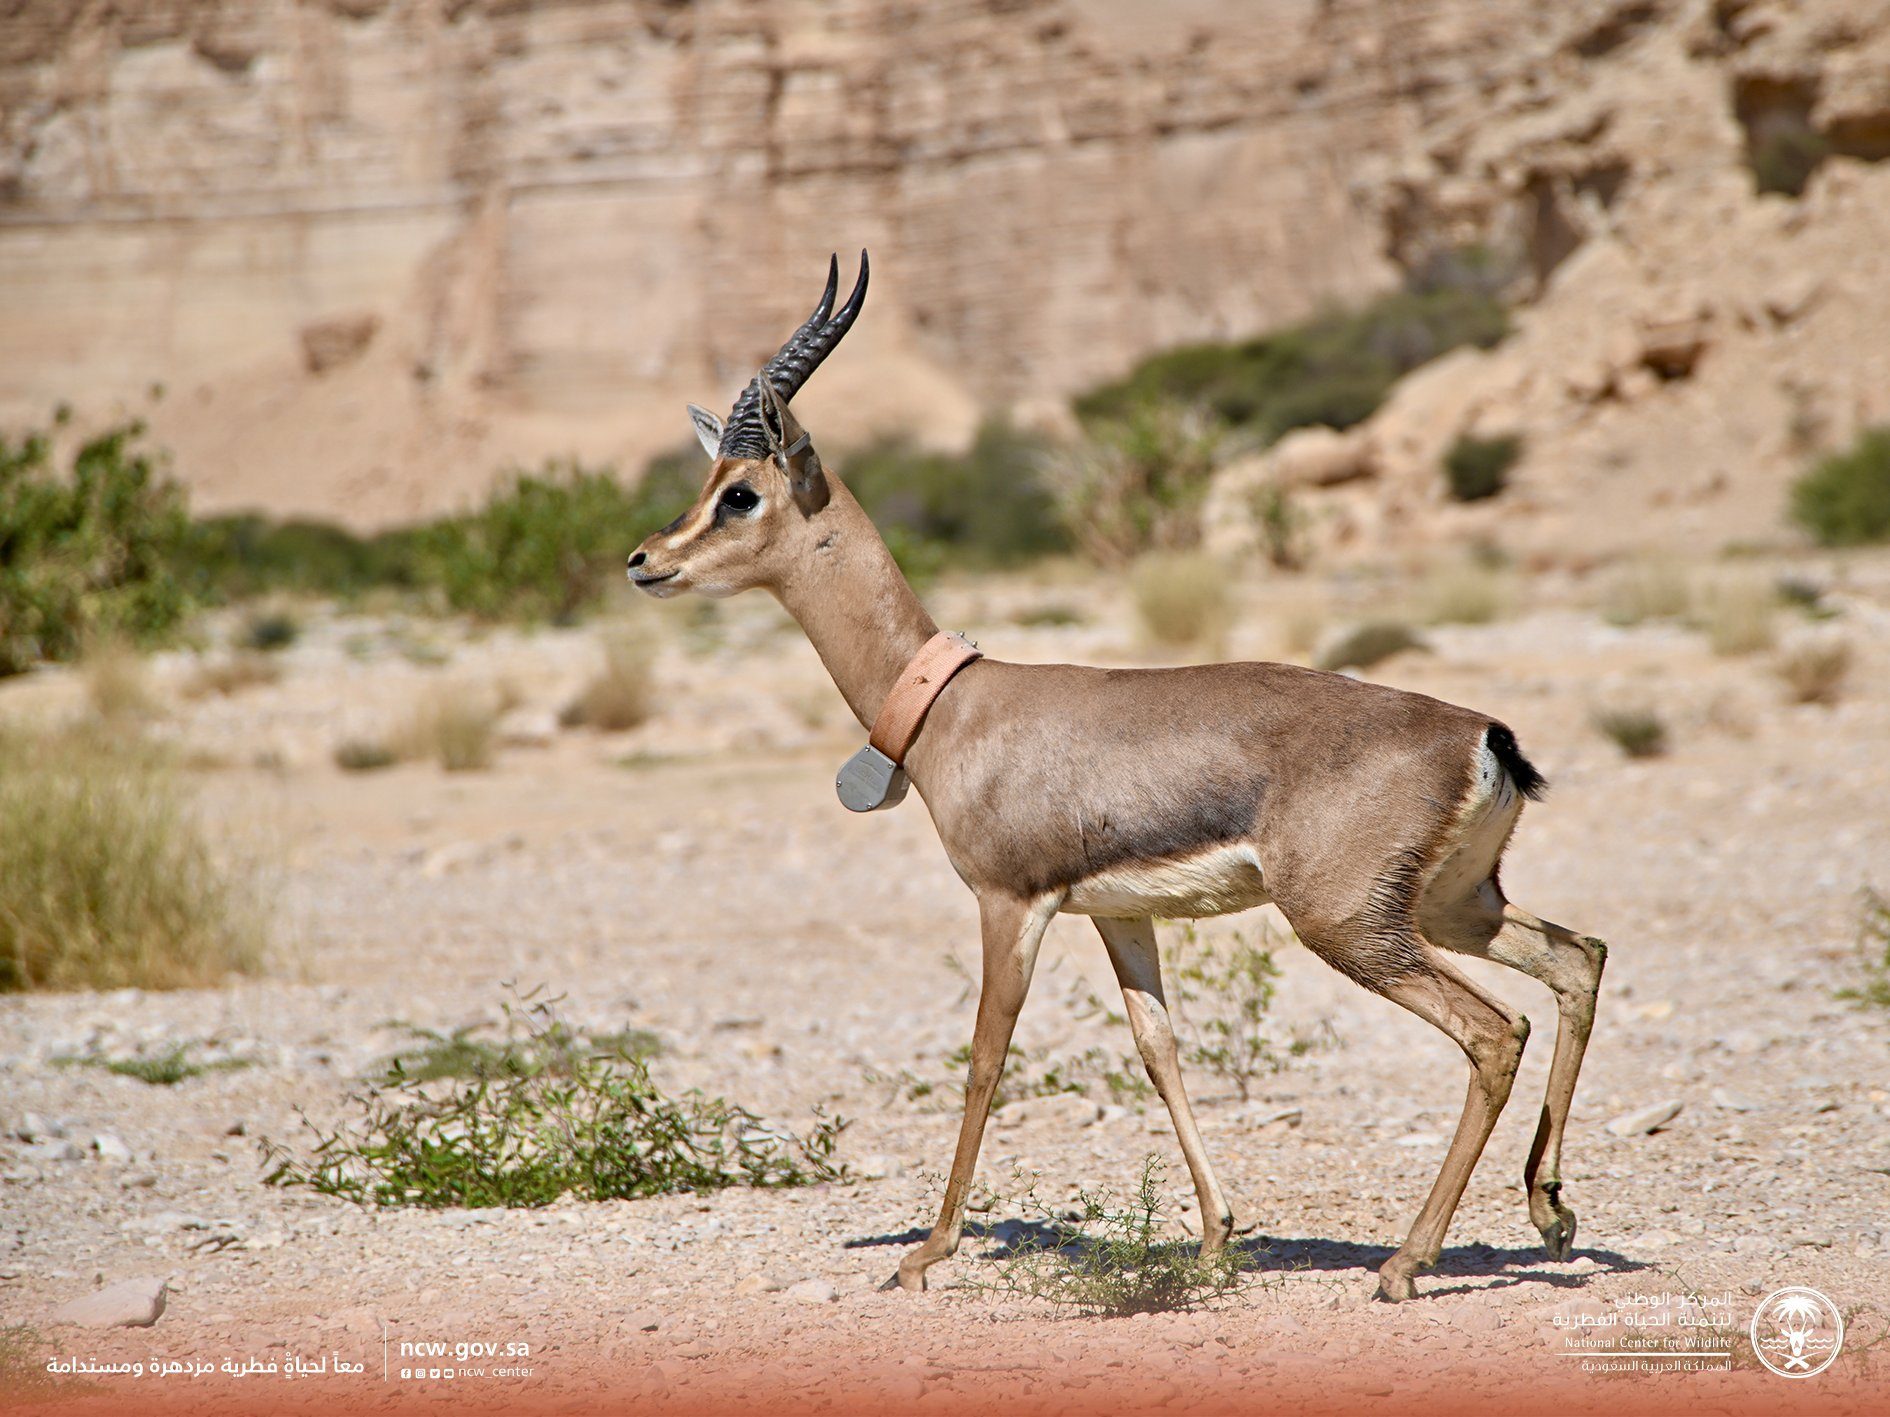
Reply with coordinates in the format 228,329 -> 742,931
51,1277 -> 168,1329
1711,1088 -> 1761,1112
26,1140 -> 84,1163
92,1132 -> 134,1163
15,1112 -> 64,1142
784,1279 -> 839,1305
1606,1100 -> 1683,1137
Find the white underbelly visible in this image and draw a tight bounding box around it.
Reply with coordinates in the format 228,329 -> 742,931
1063,843 -> 1272,920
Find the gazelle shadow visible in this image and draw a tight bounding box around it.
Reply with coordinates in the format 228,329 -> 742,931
1234,1233 -> 1652,1295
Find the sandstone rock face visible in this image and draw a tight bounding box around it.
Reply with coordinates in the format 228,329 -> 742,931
1211,0 -> 1890,564
0,0 -> 1536,523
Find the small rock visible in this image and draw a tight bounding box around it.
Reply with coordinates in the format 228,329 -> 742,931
1628,1229 -> 1678,1250
92,1133 -> 134,1163
784,1279 -> 839,1305
625,1308 -> 662,1331
1000,1093 -> 1102,1128
852,1153 -> 903,1180
26,1140 -> 84,1163
496,709 -> 559,749
51,1277 -> 168,1329
1732,1233 -> 1773,1256
15,1112 -> 65,1142
1606,1100 -> 1682,1137
1711,1088 -> 1761,1113
1394,1131 -> 1447,1148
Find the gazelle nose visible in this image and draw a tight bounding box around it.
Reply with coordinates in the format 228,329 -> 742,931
627,551 -> 647,569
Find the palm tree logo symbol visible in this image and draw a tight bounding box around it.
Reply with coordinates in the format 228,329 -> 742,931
1751,1287 -> 1843,1378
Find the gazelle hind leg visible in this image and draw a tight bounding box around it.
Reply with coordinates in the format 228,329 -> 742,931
1422,887 -> 1606,1259
1093,917 -> 1235,1254
888,891 -> 1058,1292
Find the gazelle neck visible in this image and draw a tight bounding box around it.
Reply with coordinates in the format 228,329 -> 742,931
770,477 -> 939,731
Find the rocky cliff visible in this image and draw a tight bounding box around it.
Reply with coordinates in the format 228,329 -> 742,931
2,0 -> 1886,551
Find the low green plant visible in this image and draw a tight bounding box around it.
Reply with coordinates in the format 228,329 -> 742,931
0,725 -> 266,992
935,1042 -> 1150,1112
982,1157 -> 1242,1316
264,991 -> 845,1208
375,1017 -> 659,1085
1169,924 -> 1289,1102
1593,706 -> 1668,759
54,1043 -> 250,1086
1791,427 -> 1890,546
0,420 -> 194,675
241,609 -> 301,653
1838,888 -> 1890,1010
1315,621 -> 1427,672
1131,551 -> 1234,649
1442,433 -> 1521,502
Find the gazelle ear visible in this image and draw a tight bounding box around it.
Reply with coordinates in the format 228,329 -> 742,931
756,374 -> 829,514
686,404 -> 723,459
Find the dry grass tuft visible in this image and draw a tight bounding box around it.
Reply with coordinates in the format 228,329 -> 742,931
394,685 -> 499,772
1416,560 -> 1511,626
1600,559 -> 1692,627
82,640 -> 160,722
1774,637 -> 1853,705
183,652 -> 283,699
1592,705 -> 1669,759
0,724 -> 266,992
1130,552 -> 1234,650
559,626 -> 656,732
1694,577 -> 1779,656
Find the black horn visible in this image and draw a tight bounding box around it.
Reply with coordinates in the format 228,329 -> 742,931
718,250 -> 869,460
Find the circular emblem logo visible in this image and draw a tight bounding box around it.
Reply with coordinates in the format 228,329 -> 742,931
1750,1286 -> 1843,1378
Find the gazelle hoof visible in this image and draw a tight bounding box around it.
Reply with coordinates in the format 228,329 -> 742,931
883,1261 -> 928,1293
1374,1267 -> 1419,1303
1536,1203 -> 1578,1261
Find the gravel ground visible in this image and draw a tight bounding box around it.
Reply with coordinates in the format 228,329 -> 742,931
3,561 -> 1888,1413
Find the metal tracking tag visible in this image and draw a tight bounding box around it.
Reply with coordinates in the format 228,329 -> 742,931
836,744 -> 910,813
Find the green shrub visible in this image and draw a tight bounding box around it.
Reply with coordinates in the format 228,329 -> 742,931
842,418 -> 1067,570
375,1017 -> 659,1085
1837,888 -> 1890,1010
0,421 -> 194,675
1170,924 -> 1286,1102
1791,427 -> 1890,546
263,990 -> 845,1208
1075,285 -> 1509,447
177,515 -> 421,603
1042,404 -> 1224,565
982,1157 -> 1242,1316
0,725 -> 266,992
1443,434 -> 1522,502
240,609 -> 301,652
1315,621 -> 1428,672
333,738 -> 397,772
54,1043 -> 250,1086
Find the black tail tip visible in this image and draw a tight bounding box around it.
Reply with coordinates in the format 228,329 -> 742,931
1487,722 -> 1547,802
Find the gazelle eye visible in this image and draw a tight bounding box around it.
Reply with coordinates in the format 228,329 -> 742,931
719,484 -> 759,514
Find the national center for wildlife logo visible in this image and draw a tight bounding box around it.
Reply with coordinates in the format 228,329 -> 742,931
1750,1286 -> 1843,1378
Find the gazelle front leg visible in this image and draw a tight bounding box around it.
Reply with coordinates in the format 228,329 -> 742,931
889,890 -> 1060,1292
1093,916 -> 1235,1254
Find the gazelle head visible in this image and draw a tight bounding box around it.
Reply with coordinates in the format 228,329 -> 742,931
628,252 -> 868,599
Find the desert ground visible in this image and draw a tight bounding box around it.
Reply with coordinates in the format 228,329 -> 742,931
2,553 -> 1888,1414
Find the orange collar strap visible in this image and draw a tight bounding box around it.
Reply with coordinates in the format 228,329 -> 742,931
868,631 -> 983,765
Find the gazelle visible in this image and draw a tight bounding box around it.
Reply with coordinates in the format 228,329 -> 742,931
629,253 -> 1607,1302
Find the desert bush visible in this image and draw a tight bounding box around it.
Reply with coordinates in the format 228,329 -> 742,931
1013,603 -> 1086,629
0,420 -> 193,676
333,738 -> 397,772
1791,427 -> 1890,546
263,990 -> 845,1207
842,418 -> 1066,569
1442,433 -> 1522,502
1694,578 -> 1779,656
1075,283 -> 1508,448
407,462 -> 648,624
1042,404 -> 1224,564
1599,559 -> 1692,626
1131,551 -> 1234,649
375,1017 -> 660,1085
1169,924 -> 1287,1102
559,625 -> 656,732
1593,706 -> 1669,759
982,1157 -> 1242,1316
1837,888 -> 1890,1010
1249,484 -> 1307,572
1418,560 -> 1510,625
183,652 -> 282,698
394,685 -> 497,771
1315,621 -> 1428,672
178,515 -> 421,603
0,725 -> 266,992
1774,637 -> 1853,705
241,609 -> 300,652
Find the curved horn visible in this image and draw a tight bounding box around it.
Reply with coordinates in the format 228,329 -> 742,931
718,250 -> 870,459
